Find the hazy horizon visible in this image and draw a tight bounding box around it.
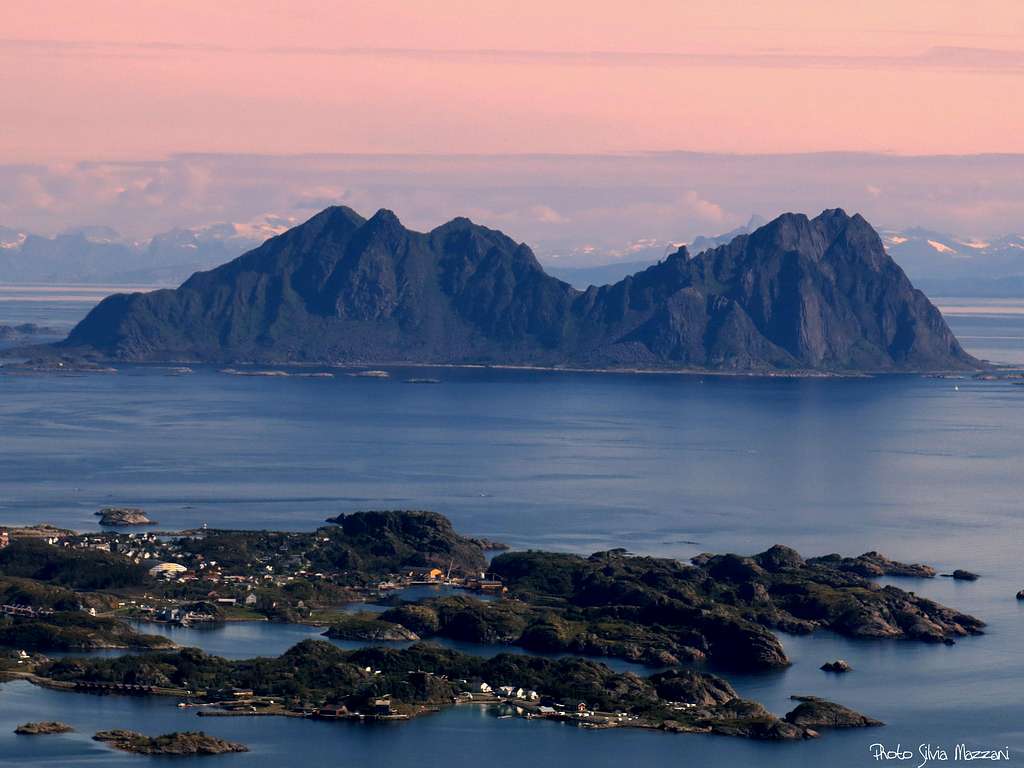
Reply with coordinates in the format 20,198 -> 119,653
3,151 -> 1024,267
4,3 -> 1023,269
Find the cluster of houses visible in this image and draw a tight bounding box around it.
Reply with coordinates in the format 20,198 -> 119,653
151,603 -> 222,626
5,649 -> 32,665
311,695 -> 400,720
49,531 -> 286,590
375,566 -> 506,594
21,528 -> 507,620
57,531 -> 164,560
475,682 -> 540,701
1,603 -> 55,619
123,594 -> 260,626
0,528 -> 8,549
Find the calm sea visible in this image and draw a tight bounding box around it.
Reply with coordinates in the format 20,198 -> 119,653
2,287 -> 1024,767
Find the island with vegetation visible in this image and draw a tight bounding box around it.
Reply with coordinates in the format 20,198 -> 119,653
93,729 -> 248,756
0,509 -> 985,743
37,639 -> 870,740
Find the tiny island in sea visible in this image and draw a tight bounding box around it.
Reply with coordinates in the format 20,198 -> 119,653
0,510 -> 983,743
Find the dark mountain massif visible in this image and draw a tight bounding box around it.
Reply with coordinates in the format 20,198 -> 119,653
59,207 -> 978,372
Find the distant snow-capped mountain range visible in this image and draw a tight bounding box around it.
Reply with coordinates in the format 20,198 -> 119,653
876,229 -> 1024,297
548,220 -> 1024,297
1,215 -> 1023,297
0,215 -> 293,285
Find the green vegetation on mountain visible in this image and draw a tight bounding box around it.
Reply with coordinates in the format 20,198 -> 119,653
0,612 -> 173,651
0,540 -> 147,590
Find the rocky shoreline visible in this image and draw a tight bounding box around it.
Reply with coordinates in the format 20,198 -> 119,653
325,544 -> 984,673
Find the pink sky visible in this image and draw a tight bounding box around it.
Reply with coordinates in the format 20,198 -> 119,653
4,1 -> 1024,162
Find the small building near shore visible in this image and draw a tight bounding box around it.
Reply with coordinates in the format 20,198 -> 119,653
371,696 -> 394,716
316,704 -> 348,718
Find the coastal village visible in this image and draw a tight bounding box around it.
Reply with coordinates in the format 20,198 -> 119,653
0,509 -> 961,741
0,514 -> 734,733
0,521 -> 660,731
0,519 -> 506,628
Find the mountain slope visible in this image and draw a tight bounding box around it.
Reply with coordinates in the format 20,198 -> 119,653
60,207 -> 979,372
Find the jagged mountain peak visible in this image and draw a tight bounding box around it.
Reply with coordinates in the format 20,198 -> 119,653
364,208 -> 402,228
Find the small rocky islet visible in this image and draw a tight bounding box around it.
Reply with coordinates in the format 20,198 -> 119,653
784,697 -> 884,729
14,721 -> 74,735
93,729 -> 248,756
95,507 -> 156,526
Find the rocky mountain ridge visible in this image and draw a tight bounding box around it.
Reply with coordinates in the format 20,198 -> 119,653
57,207 -> 979,372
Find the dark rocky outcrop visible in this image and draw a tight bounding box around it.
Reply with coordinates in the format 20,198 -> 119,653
93,729 -> 248,755
943,570 -> 979,581
685,698 -> 810,740
696,548 -> 983,643
820,659 -> 852,673
58,207 -> 978,373
0,612 -> 174,652
324,613 -> 420,642
806,551 -> 936,578
476,546 -> 983,671
323,510 -> 488,576
650,669 -> 738,707
14,721 -> 74,735
784,696 -> 883,728
95,507 -> 155,526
